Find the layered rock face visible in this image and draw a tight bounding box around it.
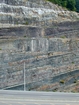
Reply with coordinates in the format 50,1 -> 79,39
0,21 -> 79,38
0,0 -> 79,26
0,37 -> 79,92
0,0 -> 79,92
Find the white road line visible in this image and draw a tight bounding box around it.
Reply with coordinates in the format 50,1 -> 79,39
0,98 -> 79,103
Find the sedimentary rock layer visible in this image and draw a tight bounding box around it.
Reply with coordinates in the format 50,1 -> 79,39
0,37 -> 79,91
0,0 -> 79,26
0,21 -> 79,38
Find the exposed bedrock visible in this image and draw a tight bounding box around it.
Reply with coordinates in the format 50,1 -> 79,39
0,0 -> 79,26
0,26 -> 43,37
0,37 -> 79,91
0,21 -> 79,38
0,0 -> 79,92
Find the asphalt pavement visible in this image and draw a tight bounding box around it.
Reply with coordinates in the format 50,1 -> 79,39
0,90 -> 79,105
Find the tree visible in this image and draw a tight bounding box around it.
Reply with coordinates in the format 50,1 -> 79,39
61,0 -> 67,7
75,0 -> 79,12
66,0 -> 76,11
48,0 -> 76,11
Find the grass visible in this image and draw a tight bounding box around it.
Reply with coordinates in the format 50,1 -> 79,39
60,36 -> 66,39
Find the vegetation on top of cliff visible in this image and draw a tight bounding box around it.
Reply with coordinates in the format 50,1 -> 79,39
75,0 -> 79,12
48,0 -> 79,12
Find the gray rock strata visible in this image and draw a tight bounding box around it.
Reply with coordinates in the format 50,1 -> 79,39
0,0 -> 79,26
0,37 -> 79,91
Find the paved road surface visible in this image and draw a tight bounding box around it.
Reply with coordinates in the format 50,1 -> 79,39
0,90 -> 79,105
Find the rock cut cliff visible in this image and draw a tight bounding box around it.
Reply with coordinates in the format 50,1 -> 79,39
0,0 -> 79,92
0,0 -> 79,26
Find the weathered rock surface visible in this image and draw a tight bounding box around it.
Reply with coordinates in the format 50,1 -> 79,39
0,0 -> 79,92
0,21 -> 79,38
0,37 -> 79,92
0,0 -> 79,26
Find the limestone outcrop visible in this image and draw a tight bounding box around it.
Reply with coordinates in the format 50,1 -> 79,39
0,21 -> 79,38
0,37 -> 79,92
0,0 -> 79,92
0,0 -> 79,26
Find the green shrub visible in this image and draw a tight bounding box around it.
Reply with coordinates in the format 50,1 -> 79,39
25,21 -> 28,25
60,80 -> 65,84
74,79 -> 77,83
24,35 -> 26,37
53,88 -> 58,92
72,62 -> 74,64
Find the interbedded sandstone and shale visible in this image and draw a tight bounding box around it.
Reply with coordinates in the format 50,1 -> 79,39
0,0 -> 79,92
